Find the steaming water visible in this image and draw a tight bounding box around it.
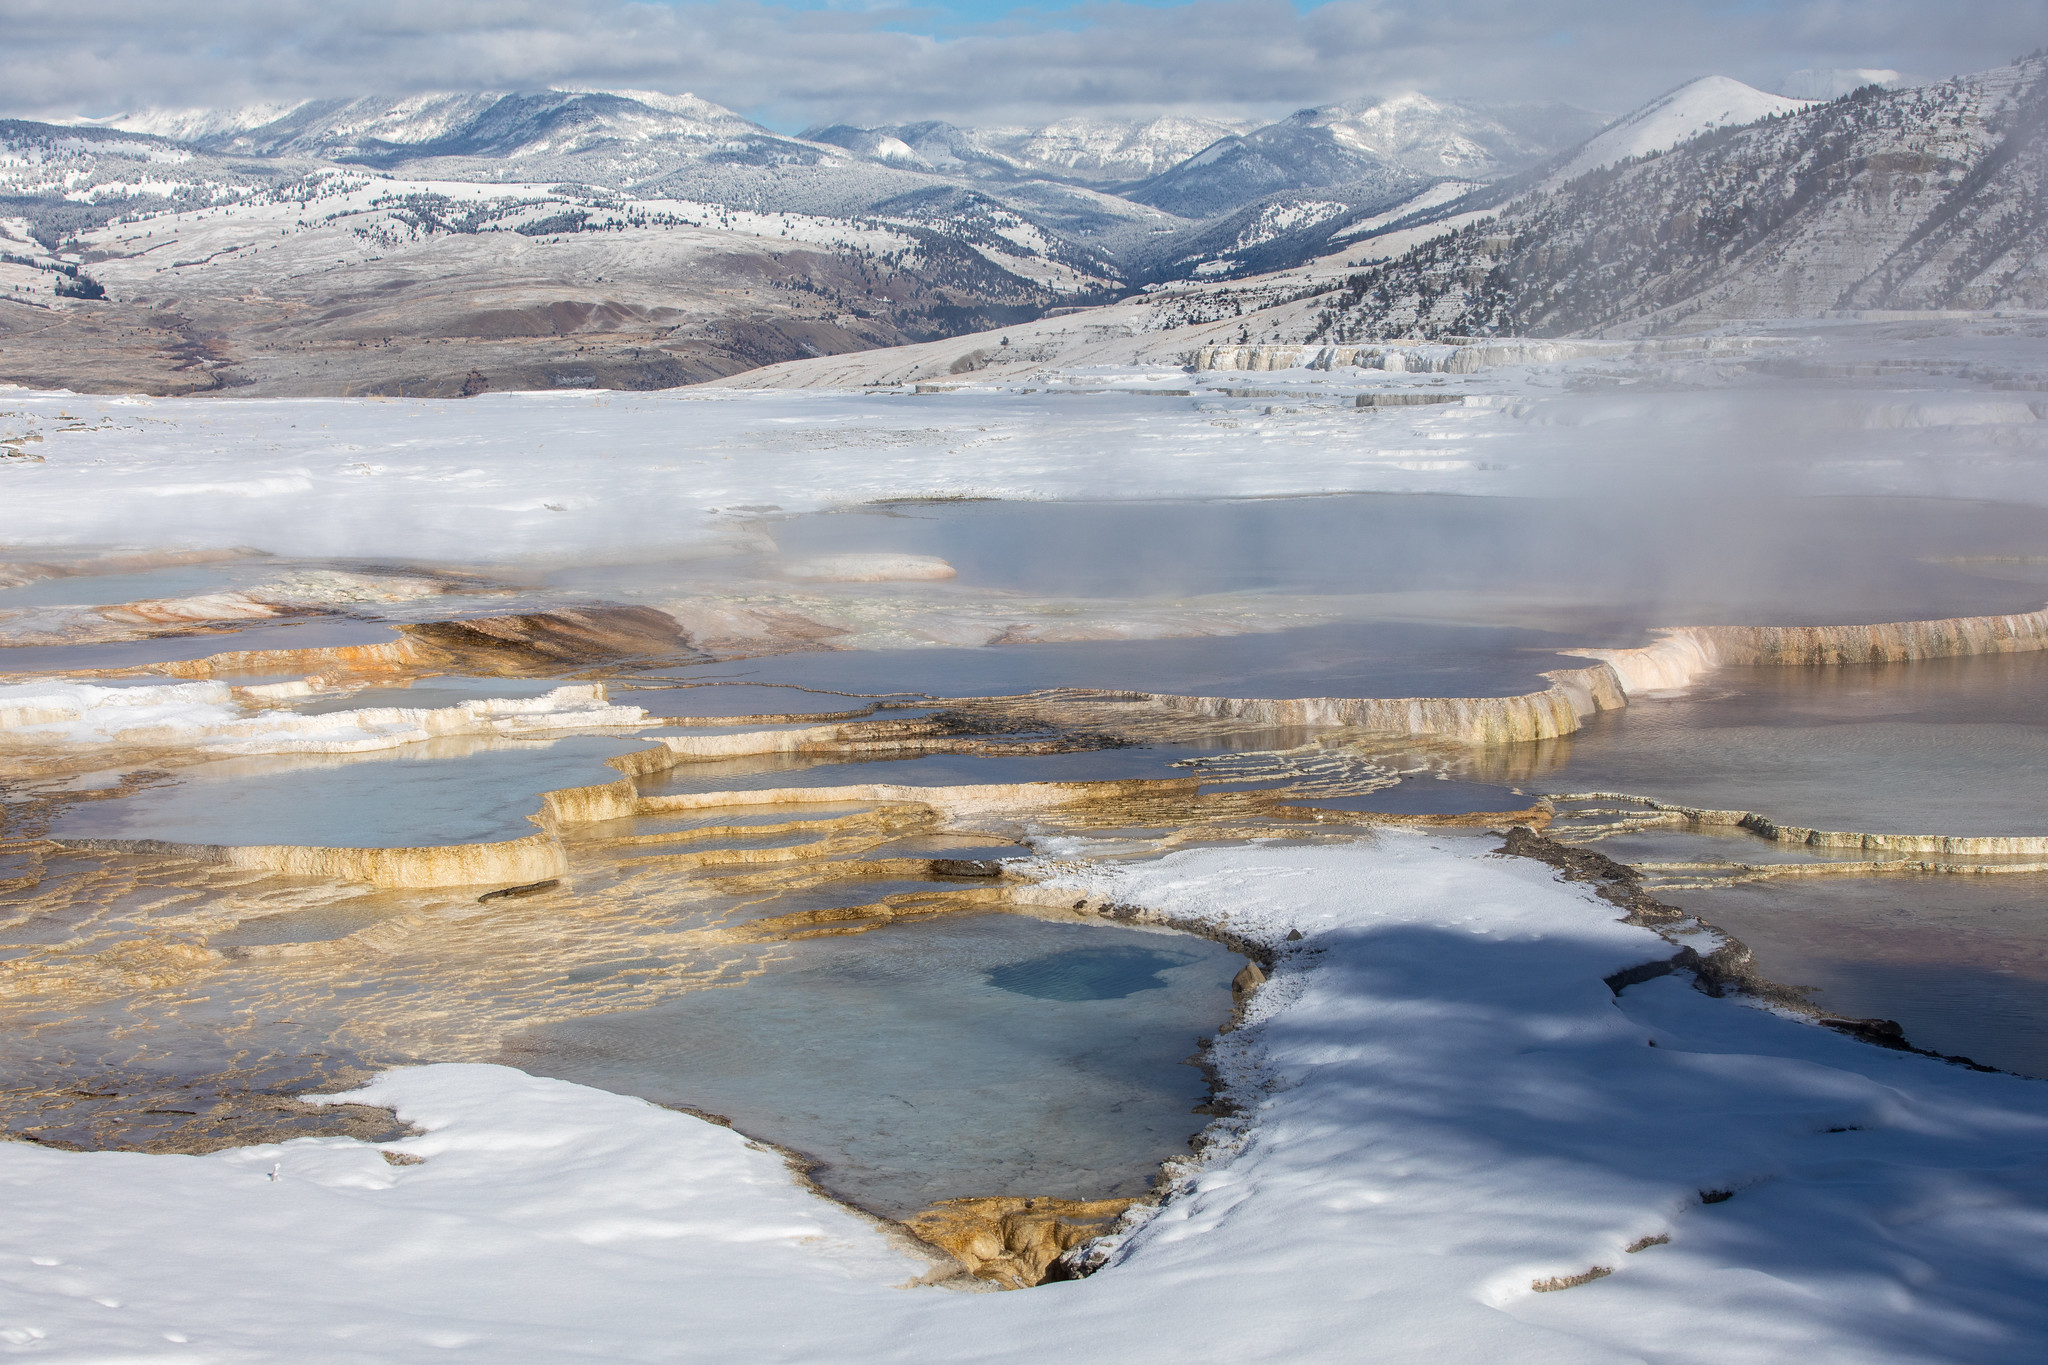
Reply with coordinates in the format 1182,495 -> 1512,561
1671,875 -> 2048,1079
500,912 -> 1240,1217
671,493 -> 2048,624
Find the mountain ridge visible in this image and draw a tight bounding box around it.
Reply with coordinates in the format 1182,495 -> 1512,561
1306,56 -> 2048,340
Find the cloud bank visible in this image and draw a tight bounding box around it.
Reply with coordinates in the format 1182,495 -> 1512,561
3,0 -> 2041,130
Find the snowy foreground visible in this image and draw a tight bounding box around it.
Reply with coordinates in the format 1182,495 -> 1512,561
5,835 -> 2044,1362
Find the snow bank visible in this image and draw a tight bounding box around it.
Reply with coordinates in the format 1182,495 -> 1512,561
4,836 -> 2044,1361
0,1065 -> 931,1360
0,680 -> 647,753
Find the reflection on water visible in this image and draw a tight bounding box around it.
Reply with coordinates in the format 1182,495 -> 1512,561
627,493 -> 2048,624
0,564 -> 256,609
1534,653 -> 2048,835
661,621 -> 1577,702
987,945 -> 1184,1000
1285,777 -> 1527,816
1673,874 -> 2048,1079
54,734 -> 652,848
501,913 -> 1240,1218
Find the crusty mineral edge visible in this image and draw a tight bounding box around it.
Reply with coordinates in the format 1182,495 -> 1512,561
1136,604 -> 2048,744
904,1196 -> 1140,1289
1135,661 -> 1623,745
1495,826 -> 2004,1072
46,832 -> 568,890
42,760 -> 1524,891
1553,791 -> 2048,857
1570,607 -> 2048,695
15,603 -> 2045,753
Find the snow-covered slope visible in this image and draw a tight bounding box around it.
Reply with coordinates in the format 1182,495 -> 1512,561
1314,93 -> 1603,178
1550,76 -> 1816,182
806,115 -> 1252,186
1127,95 -> 1601,220
1003,115 -> 1252,181
1315,56 -> 2048,338
88,101 -> 307,146
107,90 -> 814,171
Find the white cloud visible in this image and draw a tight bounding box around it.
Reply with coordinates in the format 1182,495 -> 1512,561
2,0 -> 2041,130
1778,67 -> 1906,99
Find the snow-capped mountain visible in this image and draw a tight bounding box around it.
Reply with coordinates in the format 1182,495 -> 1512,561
13,57 -> 2032,398
804,121 -> 1007,177
1547,76 -> 1815,182
1125,94 -> 1603,219
83,101 -> 307,146
1306,94 -> 1603,178
1311,56 -> 2048,339
985,116 -> 1253,182
116,90 -> 832,174
805,115 -> 1251,185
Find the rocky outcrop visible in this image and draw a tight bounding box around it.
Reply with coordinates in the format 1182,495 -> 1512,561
146,607 -> 702,681
400,607 -> 705,674
904,1196 -> 1138,1288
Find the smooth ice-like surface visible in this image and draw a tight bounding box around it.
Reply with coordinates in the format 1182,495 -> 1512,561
1677,873 -> 2048,1078
752,494 -> 2048,625
1528,653 -> 2048,834
6,838 -> 2048,1362
54,734 -> 650,848
0,564 -> 256,608
503,913 -> 1238,1217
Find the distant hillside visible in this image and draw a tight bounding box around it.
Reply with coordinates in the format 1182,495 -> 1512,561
11,63 -> 2031,397
805,116 -> 1252,184
1546,77 -> 1814,183
1125,94 -> 1600,220
1310,57 -> 2048,340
